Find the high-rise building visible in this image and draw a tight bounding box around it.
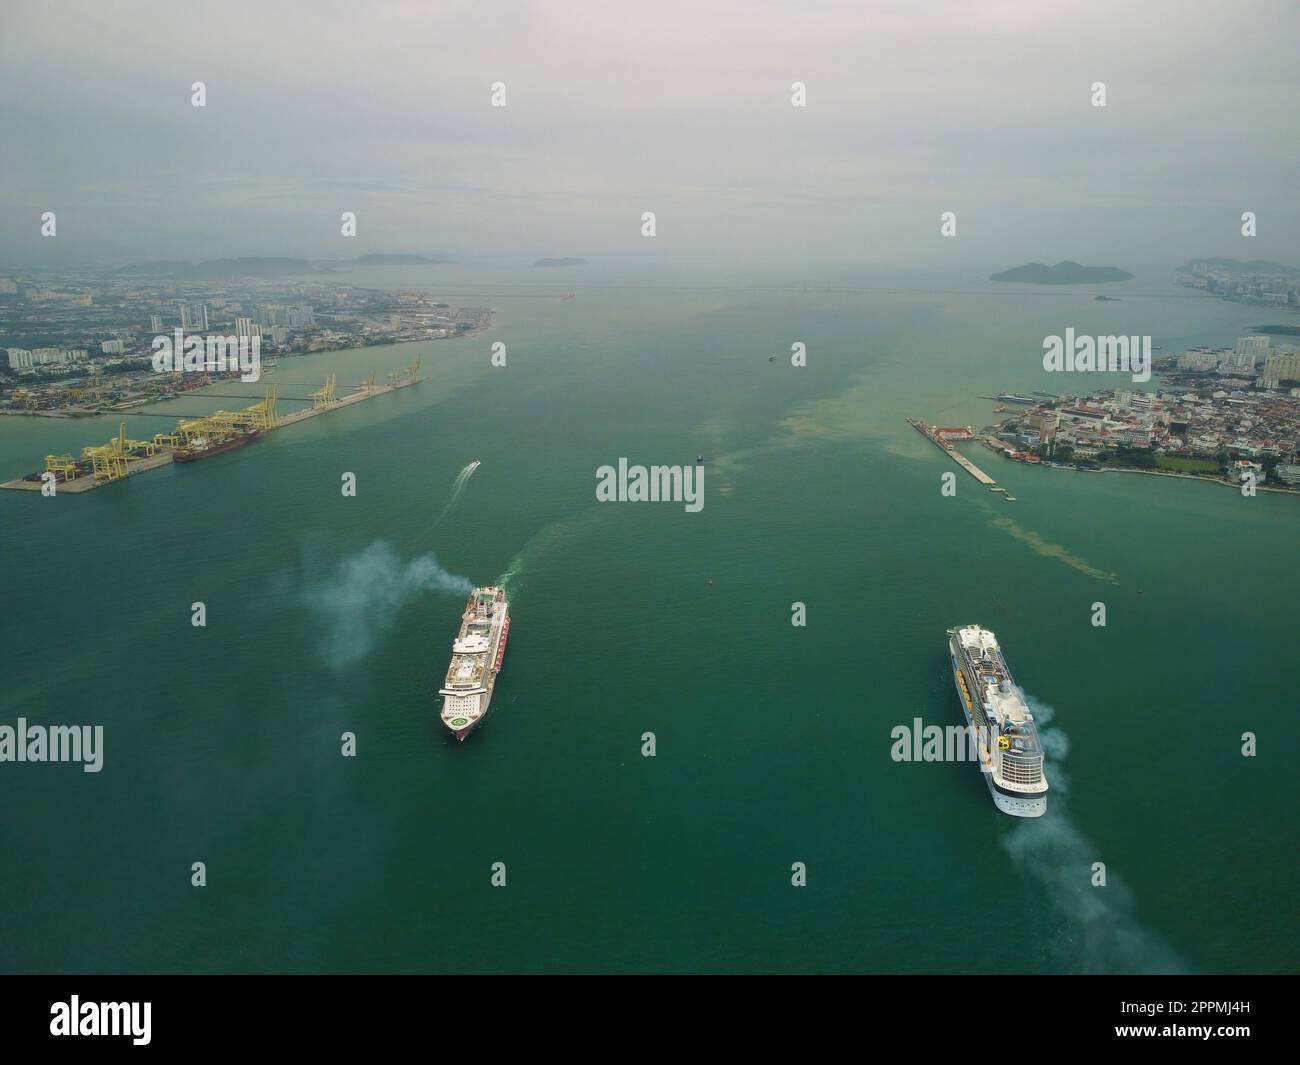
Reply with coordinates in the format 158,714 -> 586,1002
0,279 -> 18,294
150,314 -> 163,333
1235,336 -> 1270,356
1178,351 -> 1219,371
1219,351 -> 1256,375
270,325 -> 289,345
234,317 -> 262,341
178,302 -> 209,331
390,314 -> 402,331
100,340 -> 125,354
14,348 -> 87,367
1260,351 -> 1300,388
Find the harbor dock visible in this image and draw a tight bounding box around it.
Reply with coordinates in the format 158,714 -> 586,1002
1,360 -> 421,495
907,418 -> 999,486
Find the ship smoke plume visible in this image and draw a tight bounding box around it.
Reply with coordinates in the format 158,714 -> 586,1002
306,541 -> 473,667
1001,692 -> 1186,973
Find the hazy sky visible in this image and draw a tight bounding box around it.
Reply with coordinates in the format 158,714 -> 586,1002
3,0 -> 1298,270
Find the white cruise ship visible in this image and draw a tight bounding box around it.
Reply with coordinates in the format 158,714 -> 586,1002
947,625 -> 1049,817
439,586 -> 511,741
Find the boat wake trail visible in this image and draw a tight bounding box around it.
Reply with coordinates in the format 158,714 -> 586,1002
1001,694 -> 1186,973
305,541 -> 473,668
494,507 -> 610,601
434,460 -> 481,525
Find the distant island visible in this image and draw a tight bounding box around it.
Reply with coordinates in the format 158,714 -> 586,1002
1253,324 -> 1300,337
1094,295 -> 1122,301
990,261 -> 1133,285
352,253 -> 451,266
534,257 -> 587,268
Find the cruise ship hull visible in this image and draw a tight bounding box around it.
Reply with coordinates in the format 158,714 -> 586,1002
949,658 -> 1046,817
439,587 -> 510,741
948,630 -> 1048,818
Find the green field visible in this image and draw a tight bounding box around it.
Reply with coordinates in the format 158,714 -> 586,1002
1156,455 -> 1220,474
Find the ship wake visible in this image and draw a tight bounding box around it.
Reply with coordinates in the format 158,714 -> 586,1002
1001,694 -> 1187,973
493,506 -> 612,600
305,541 -> 474,667
434,460 -> 481,525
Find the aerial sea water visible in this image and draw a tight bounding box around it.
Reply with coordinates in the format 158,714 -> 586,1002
0,261 -> 1295,972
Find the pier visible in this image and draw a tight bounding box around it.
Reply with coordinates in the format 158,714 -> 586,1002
907,418 -> 999,486
1,360 -> 422,495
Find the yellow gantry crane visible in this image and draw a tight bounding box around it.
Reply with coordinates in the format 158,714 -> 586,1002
176,416 -> 216,443
121,425 -> 158,456
251,384 -> 279,428
81,446 -> 127,482
385,356 -> 421,388
208,410 -> 240,436
234,385 -> 278,430
44,453 -> 78,482
174,411 -> 237,444
309,374 -> 338,409
81,422 -> 131,482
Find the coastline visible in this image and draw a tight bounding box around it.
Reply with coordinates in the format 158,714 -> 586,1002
1093,465 -> 1300,496
988,448 -> 1300,497
0,317 -> 492,419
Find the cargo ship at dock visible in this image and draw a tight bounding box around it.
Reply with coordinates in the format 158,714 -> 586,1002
947,624 -> 1049,817
439,586 -> 510,740
173,428 -> 262,463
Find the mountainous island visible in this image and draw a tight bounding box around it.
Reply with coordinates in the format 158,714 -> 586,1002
534,257 -> 587,268
990,261 -> 1133,284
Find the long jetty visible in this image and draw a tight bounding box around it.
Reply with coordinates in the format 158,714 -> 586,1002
906,418 -> 998,486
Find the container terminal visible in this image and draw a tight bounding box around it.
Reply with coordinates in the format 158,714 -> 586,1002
1,357 -> 421,495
